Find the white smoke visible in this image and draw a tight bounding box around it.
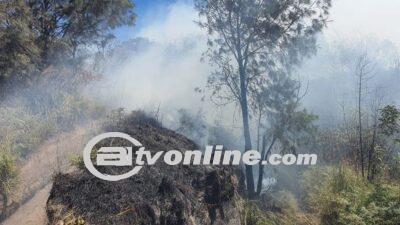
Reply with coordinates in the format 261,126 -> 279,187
88,0 -> 400,133
91,2 -> 209,116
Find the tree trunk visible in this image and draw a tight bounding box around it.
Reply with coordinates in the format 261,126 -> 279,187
256,111 -> 262,151
256,135 -> 267,196
358,72 -> 365,177
38,0 -> 52,69
238,62 -> 255,197
367,122 -> 377,180
256,135 -> 276,195
1,193 -> 7,219
241,99 -> 255,196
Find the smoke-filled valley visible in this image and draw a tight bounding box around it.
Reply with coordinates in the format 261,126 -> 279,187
0,1 -> 399,225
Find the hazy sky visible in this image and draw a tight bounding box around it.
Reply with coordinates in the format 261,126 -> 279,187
115,0 -> 400,46
327,0 -> 400,45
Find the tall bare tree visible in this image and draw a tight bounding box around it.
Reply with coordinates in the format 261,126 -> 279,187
354,52 -> 374,177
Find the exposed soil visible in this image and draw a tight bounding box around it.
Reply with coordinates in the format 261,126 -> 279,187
1,126 -> 91,225
18,126 -> 88,200
2,185 -> 51,225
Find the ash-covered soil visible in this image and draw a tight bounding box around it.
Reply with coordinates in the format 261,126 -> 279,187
46,111 -> 242,225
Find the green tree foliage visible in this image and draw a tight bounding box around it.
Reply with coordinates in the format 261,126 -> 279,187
253,74 -> 318,195
0,1 -> 40,86
255,77 -> 318,152
379,105 -> 400,137
0,0 -> 136,92
377,105 -> 400,181
0,1 -> 135,157
27,0 -> 135,67
195,0 -> 331,196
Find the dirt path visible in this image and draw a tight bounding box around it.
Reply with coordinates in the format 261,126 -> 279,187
1,125 -> 91,225
2,185 -> 52,225
18,126 -> 88,198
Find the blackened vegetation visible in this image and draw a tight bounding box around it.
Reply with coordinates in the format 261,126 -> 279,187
205,171 -> 232,224
46,111 -> 242,225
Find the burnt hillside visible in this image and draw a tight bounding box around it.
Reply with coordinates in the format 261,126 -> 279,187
46,111 -> 242,225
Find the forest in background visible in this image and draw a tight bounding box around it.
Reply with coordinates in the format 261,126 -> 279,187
0,0 -> 399,224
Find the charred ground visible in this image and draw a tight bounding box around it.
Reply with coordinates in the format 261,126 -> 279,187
46,111 -> 242,225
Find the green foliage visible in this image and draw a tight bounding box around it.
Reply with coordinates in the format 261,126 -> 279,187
379,105 -> 400,137
0,0 -> 136,88
0,138 -> 19,216
0,93 -> 103,158
242,202 -> 295,225
54,94 -> 105,131
0,0 -> 40,83
29,0 -> 135,66
242,191 -> 314,225
0,155 -> 18,188
242,166 -> 399,225
301,166 -> 400,225
196,0 -> 331,195
319,167 -> 372,225
361,184 -> 400,225
254,71 -> 319,152
300,167 -> 332,213
388,155 -> 400,181
0,106 -> 55,157
69,154 -> 85,170
195,0 -> 332,106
